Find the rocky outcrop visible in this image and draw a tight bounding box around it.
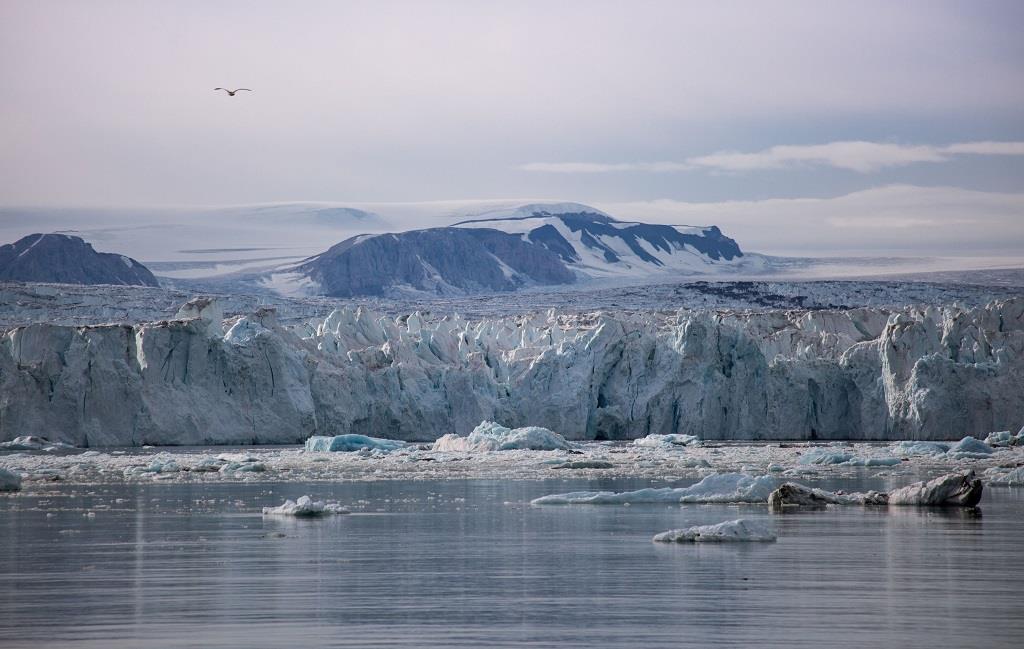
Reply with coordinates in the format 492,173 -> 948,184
0,297 -> 1021,446
0,233 -> 159,287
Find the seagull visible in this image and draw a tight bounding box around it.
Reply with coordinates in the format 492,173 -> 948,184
214,88 -> 252,96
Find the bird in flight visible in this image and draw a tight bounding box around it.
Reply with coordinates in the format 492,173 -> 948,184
214,88 -> 252,96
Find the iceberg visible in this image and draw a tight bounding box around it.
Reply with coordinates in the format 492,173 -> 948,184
653,519 -> 777,543
984,428 -> 1024,447
887,470 -> 983,506
769,471 -> 983,508
262,495 -> 349,517
432,421 -> 570,452
0,467 -> 21,492
531,473 -> 778,505
987,466 -> 1024,486
946,437 -> 994,458
633,434 -> 701,448
305,434 -> 407,453
0,436 -> 74,452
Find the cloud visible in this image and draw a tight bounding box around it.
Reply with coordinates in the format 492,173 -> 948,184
519,162 -> 692,173
521,140 -> 1024,175
594,185 -> 1024,255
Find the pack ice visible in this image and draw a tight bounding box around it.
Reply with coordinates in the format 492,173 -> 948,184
1,296 -> 1022,446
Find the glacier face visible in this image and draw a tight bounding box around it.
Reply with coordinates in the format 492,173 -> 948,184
0,296 -> 1021,446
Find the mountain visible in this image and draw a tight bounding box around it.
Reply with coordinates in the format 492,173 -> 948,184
0,233 -> 159,287
280,203 -> 745,297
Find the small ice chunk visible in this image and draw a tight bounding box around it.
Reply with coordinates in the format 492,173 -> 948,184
433,421 -> 570,452
633,434 -> 701,448
305,434 -> 407,453
262,495 -> 349,517
653,519 -> 776,543
0,467 -> 22,492
531,473 -> 777,505
946,437 -> 993,458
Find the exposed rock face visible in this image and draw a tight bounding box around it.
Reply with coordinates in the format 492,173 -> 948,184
0,233 -> 159,287
0,297 -> 1021,446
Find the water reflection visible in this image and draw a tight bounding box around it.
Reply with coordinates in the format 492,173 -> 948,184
0,479 -> 1021,648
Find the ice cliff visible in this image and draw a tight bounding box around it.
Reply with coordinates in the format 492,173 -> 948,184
1,296 -> 1021,446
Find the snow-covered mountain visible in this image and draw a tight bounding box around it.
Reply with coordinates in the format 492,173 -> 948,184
278,203 -> 748,297
0,233 -> 159,287
454,203 -> 744,279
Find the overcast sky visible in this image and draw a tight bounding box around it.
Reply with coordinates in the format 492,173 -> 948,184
1,0 -> 1022,254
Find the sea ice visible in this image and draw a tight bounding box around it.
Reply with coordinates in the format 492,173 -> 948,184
0,467 -> 21,491
652,519 -> 777,543
986,466 -> 1024,486
305,435 -> 407,453
432,421 -> 570,452
262,495 -> 349,517
531,473 -> 777,505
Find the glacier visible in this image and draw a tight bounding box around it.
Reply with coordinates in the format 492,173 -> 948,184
0,295 -> 1022,446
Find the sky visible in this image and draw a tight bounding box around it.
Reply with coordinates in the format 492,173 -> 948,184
1,0 -> 1023,255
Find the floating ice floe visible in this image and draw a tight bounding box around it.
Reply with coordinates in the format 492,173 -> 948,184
0,467 -> 22,492
220,461 -> 267,474
768,470 -> 983,508
305,435 -> 407,453
890,441 -> 951,456
262,495 -> 349,517
126,454 -> 182,475
798,449 -> 901,466
984,428 -> 1024,448
652,519 -> 777,543
433,421 -> 570,452
531,473 -> 777,505
552,460 -> 614,470
633,434 -> 701,448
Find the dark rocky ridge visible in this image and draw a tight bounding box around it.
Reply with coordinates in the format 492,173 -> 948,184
0,233 -> 159,287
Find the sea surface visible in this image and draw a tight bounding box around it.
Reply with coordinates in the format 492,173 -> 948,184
1,476 -> 1022,648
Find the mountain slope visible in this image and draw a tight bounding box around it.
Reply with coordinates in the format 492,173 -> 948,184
280,203 -> 745,297
0,233 -> 159,286
295,227 -> 575,297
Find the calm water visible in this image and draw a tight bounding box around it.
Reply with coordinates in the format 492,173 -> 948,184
1,477 -> 1022,648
